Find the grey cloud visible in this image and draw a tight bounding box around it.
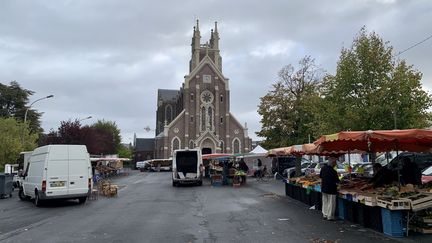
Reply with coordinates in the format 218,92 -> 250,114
1,0 -> 431,144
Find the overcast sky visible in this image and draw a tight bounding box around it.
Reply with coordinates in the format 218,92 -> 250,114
1,0 -> 431,144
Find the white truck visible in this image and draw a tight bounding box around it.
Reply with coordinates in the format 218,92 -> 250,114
19,145 -> 92,206
172,149 -> 203,186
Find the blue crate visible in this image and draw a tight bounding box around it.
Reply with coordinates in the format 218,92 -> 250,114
338,198 -> 346,220
314,184 -> 321,192
381,208 -> 405,237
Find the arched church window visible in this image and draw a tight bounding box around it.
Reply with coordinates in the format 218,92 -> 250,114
220,141 -> 224,153
191,93 -> 194,102
189,140 -> 195,149
208,107 -> 213,129
220,95 -> 223,103
201,106 -> 206,131
233,138 -> 240,154
165,105 -> 173,122
172,137 -> 180,154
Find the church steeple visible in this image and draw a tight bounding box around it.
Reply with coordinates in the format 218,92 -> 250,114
189,20 -> 222,73
211,21 -> 219,50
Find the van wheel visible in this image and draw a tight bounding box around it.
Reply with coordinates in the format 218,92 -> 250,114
172,181 -> 177,187
34,191 -> 43,207
78,197 -> 87,204
197,181 -> 203,186
19,188 -> 27,201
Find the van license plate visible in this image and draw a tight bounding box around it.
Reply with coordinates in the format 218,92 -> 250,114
50,181 -> 65,187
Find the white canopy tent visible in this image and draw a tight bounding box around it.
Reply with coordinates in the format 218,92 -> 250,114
243,145 -> 268,158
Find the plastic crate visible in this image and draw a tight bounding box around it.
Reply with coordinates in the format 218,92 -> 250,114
381,208 -> 405,237
314,184 -> 321,192
338,198 -> 346,220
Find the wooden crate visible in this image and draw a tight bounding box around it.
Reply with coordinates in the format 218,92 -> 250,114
410,225 -> 432,234
377,197 -> 411,210
406,193 -> 432,212
364,194 -> 378,206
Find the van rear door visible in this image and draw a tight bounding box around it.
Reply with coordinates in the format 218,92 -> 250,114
46,146 -> 69,196
68,146 -> 90,195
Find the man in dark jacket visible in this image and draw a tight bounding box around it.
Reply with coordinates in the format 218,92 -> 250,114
369,163 -> 394,188
320,157 -> 340,220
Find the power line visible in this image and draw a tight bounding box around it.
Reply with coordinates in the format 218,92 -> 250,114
396,33 -> 432,56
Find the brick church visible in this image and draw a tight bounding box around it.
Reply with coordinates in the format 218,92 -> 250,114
153,20 -> 252,159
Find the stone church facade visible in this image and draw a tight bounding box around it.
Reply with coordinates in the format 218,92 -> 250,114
155,21 -> 252,159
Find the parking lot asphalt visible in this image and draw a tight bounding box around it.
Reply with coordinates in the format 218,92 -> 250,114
0,171 -> 429,243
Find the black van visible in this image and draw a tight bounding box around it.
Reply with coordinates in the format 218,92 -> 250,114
271,156 -> 296,175
387,152 -> 432,185
387,152 -> 432,172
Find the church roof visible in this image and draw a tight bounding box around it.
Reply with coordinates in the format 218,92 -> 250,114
135,138 -> 155,151
158,89 -> 179,102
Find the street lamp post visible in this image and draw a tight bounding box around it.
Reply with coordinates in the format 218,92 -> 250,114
22,95 -> 54,146
24,95 -> 54,124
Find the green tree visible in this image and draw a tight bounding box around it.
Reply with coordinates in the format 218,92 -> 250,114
257,56 -> 324,148
117,144 -> 132,159
0,117 -> 38,171
324,27 -> 432,132
0,81 -> 42,133
91,120 -> 121,154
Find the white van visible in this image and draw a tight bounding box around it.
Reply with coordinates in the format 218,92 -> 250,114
19,145 -> 92,206
172,149 -> 203,186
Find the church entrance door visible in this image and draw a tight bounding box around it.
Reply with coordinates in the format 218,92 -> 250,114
202,148 -> 212,155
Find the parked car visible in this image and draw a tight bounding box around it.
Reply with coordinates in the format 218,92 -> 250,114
136,160 -> 151,171
351,162 -> 374,177
271,156 -> 296,175
386,152 -> 432,171
313,162 -> 346,175
283,160 -> 316,178
422,166 -> 432,184
19,145 -> 92,206
376,151 -> 398,167
386,152 -> 432,185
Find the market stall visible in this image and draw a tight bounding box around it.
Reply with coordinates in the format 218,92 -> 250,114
279,129 -> 432,237
203,154 -> 250,187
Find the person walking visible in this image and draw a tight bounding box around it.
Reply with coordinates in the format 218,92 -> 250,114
320,157 -> 340,220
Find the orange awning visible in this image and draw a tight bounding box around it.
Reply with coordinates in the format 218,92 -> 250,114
315,129 -> 432,154
267,143 -> 319,157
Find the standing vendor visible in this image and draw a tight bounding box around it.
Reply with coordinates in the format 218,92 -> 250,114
368,163 -> 394,188
320,157 -> 340,221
